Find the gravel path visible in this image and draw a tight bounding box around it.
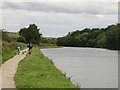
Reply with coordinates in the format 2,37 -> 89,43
0,48 -> 28,89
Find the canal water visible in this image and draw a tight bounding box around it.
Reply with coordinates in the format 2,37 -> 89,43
41,47 -> 118,88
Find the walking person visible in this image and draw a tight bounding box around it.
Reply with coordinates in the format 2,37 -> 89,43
28,42 -> 33,54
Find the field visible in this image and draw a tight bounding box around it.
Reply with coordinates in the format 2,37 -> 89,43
7,32 -> 19,38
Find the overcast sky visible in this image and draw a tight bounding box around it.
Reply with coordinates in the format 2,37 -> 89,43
1,0 -> 119,37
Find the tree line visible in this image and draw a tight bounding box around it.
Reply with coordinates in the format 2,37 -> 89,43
57,23 -> 120,50
2,23 -> 120,50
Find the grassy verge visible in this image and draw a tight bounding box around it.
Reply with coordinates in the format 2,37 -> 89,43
15,47 -> 77,88
39,44 -> 62,49
2,44 -> 27,64
0,45 -> 1,65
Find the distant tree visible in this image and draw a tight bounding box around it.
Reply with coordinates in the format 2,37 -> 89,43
40,37 -> 57,45
96,32 -> 106,48
19,24 -> 42,45
106,24 -> 120,50
79,32 -> 89,46
117,23 -> 120,50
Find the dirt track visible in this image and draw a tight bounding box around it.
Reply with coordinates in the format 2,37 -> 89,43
0,48 -> 28,89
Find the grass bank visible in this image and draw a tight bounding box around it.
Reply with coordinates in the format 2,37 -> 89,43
0,45 -> 2,65
2,31 -> 26,64
15,47 -> 77,88
39,44 -> 62,49
2,42 -> 27,64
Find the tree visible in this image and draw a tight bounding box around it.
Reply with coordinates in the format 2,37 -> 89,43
96,32 -> 106,48
106,24 -> 120,50
17,36 -> 26,43
117,23 -> 120,50
19,24 -> 42,45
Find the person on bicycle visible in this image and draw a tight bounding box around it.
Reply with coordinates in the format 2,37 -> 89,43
28,42 -> 32,54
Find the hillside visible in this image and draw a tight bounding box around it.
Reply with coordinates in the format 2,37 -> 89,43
2,31 -> 26,64
2,31 -> 19,42
7,32 -> 19,38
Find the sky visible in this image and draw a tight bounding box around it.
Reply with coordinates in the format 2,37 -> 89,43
1,0 -> 119,37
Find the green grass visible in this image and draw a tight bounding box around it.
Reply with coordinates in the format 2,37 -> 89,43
39,44 -> 62,49
2,31 -> 25,64
15,47 -> 77,88
2,44 -> 27,64
0,49 -> 1,65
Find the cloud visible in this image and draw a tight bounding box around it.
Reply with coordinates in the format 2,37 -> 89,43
3,2 -> 118,15
2,0 -> 119,2
2,8 -> 117,37
2,2 -> 118,37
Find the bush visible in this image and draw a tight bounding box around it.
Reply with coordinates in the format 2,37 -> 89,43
17,36 -> 26,43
